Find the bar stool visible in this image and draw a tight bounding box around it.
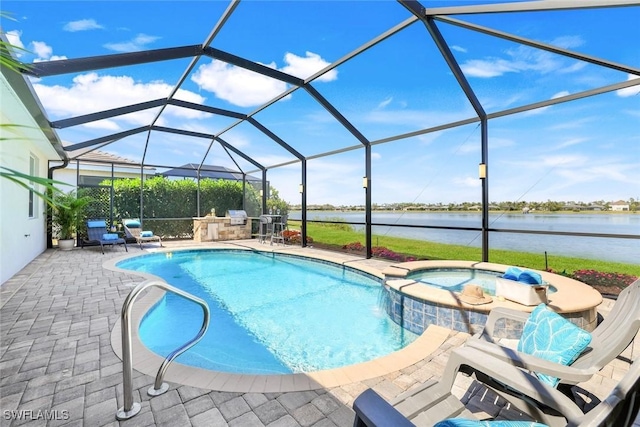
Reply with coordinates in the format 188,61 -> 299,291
271,214 -> 287,245
259,215 -> 272,244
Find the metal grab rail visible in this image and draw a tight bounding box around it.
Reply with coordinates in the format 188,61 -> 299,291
116,279 -> 210,420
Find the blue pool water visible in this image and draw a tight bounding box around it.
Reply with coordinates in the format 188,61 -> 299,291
406,268 -> 555,295
117,250 -> 416,374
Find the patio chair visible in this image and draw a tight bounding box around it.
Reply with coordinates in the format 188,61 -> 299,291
353,346 -> 640,427
123,219 -> 163,249
83,219 -> 128,254
465,279 -> 640,388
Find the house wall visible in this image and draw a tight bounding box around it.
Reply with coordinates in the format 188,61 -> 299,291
611,204 -> 630,211
0,74 -> 62,285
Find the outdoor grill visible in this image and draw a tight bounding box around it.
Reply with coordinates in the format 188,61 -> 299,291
227,210 -> 248,226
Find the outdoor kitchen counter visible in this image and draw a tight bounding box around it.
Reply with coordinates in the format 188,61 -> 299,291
192,215 -> 252,242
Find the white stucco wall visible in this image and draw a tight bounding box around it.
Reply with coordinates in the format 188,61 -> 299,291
0,75 -> 62,285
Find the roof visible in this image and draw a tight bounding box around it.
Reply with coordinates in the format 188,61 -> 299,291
65,149 -> 156,171
159,164 -> 261,182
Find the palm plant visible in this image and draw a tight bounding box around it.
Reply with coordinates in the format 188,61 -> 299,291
52,192 -> 92,240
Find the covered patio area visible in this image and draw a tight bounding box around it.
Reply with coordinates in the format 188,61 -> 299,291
1,242 -> 635,426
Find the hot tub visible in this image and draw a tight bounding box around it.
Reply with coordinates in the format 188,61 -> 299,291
382,260 -> 602,339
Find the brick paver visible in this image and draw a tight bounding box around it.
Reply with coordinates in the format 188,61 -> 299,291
0,241 -> 635,426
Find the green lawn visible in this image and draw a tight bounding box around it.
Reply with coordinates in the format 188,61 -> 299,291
290,220 -> 640,277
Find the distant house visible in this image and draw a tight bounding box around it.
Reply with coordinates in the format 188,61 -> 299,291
611,200 -> 630,211
159,163 -> 261,182
52,150 -> 155,188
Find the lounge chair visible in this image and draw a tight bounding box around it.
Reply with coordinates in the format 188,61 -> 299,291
83,219 -> 128,254
123,219 -> 163,249
465,279 -> 640,388
353,346 -> 640,427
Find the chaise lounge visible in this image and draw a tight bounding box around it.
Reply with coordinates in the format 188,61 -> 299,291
123,219 -> 163,249
82,219 -> 128,254
465,279 -> 640,388
353,346 -> 640,426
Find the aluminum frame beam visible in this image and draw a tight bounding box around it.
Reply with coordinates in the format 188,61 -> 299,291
422,0 -> 640,16
400,0 -> 490,260
215,137 -> 265,171
51,99 -> 167,129
65,127 -> 149,151
305,85 -> 370,146
436,16 -> 640,76
25,45 -> 204,78
167,99 -> 247,119
246,118 -> 305,160
204,47 -> 305,86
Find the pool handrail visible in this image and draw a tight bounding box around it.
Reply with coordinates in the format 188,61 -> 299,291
116,279 -> 210,420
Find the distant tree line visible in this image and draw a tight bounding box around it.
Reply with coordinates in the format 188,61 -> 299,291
290,199 -> 638,212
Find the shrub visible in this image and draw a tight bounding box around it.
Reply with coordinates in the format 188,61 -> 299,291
571,269 -> 637,289
283,230 -> 313,245
342,242 -> 417,262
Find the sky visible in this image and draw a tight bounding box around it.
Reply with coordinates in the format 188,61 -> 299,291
2,1 -> 639,206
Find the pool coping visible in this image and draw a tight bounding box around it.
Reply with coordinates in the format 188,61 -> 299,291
382,260 -> 603,315
104,244 -> 450,392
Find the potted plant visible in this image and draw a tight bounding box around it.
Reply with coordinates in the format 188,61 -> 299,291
52,191 -> 91,250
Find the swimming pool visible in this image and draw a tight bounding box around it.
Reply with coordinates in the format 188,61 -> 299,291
116,249 -> 417,374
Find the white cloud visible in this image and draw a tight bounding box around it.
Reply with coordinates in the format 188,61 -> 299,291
555,137 -> 589,150
617,74 -> 640,97
63,19 -> 103,32
5,30 -> 25,57
104,34 -> 160,52
558,61 -> 587,74
550,35 -> 584,49
281,51 -> 337,82
191,51 -> 335,107
32,72 -> 207,129
371,152 -> 382,160
31,41 -> 52,59
523,90 -> 571,116
461,41 -> 585,79
460,59 -> 516,78
451,45 -> 467,53
192,60 -> 287,108
376,97 -> 393,109
30,41 -> 68,62
540,154 -> 587,167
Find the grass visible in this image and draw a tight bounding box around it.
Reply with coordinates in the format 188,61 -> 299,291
289,220 -> 640,276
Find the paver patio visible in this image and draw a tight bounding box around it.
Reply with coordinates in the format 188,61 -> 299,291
1,240 -> 636,426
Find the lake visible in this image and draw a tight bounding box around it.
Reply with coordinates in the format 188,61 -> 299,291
288,211 -> 640,265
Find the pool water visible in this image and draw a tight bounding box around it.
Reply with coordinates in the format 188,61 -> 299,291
406,268 -> 554,295
117,250 -> 417,374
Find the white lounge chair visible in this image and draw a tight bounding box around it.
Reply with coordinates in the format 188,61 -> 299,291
353,346 -> 640,427
123,219 -> 163,249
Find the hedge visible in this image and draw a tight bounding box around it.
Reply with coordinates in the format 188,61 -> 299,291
106,177 -> 261,238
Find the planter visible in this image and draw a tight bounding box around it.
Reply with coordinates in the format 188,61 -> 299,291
58,239 -> 75,251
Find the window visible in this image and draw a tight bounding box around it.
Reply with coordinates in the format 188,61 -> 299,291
28,154 -> 38,218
